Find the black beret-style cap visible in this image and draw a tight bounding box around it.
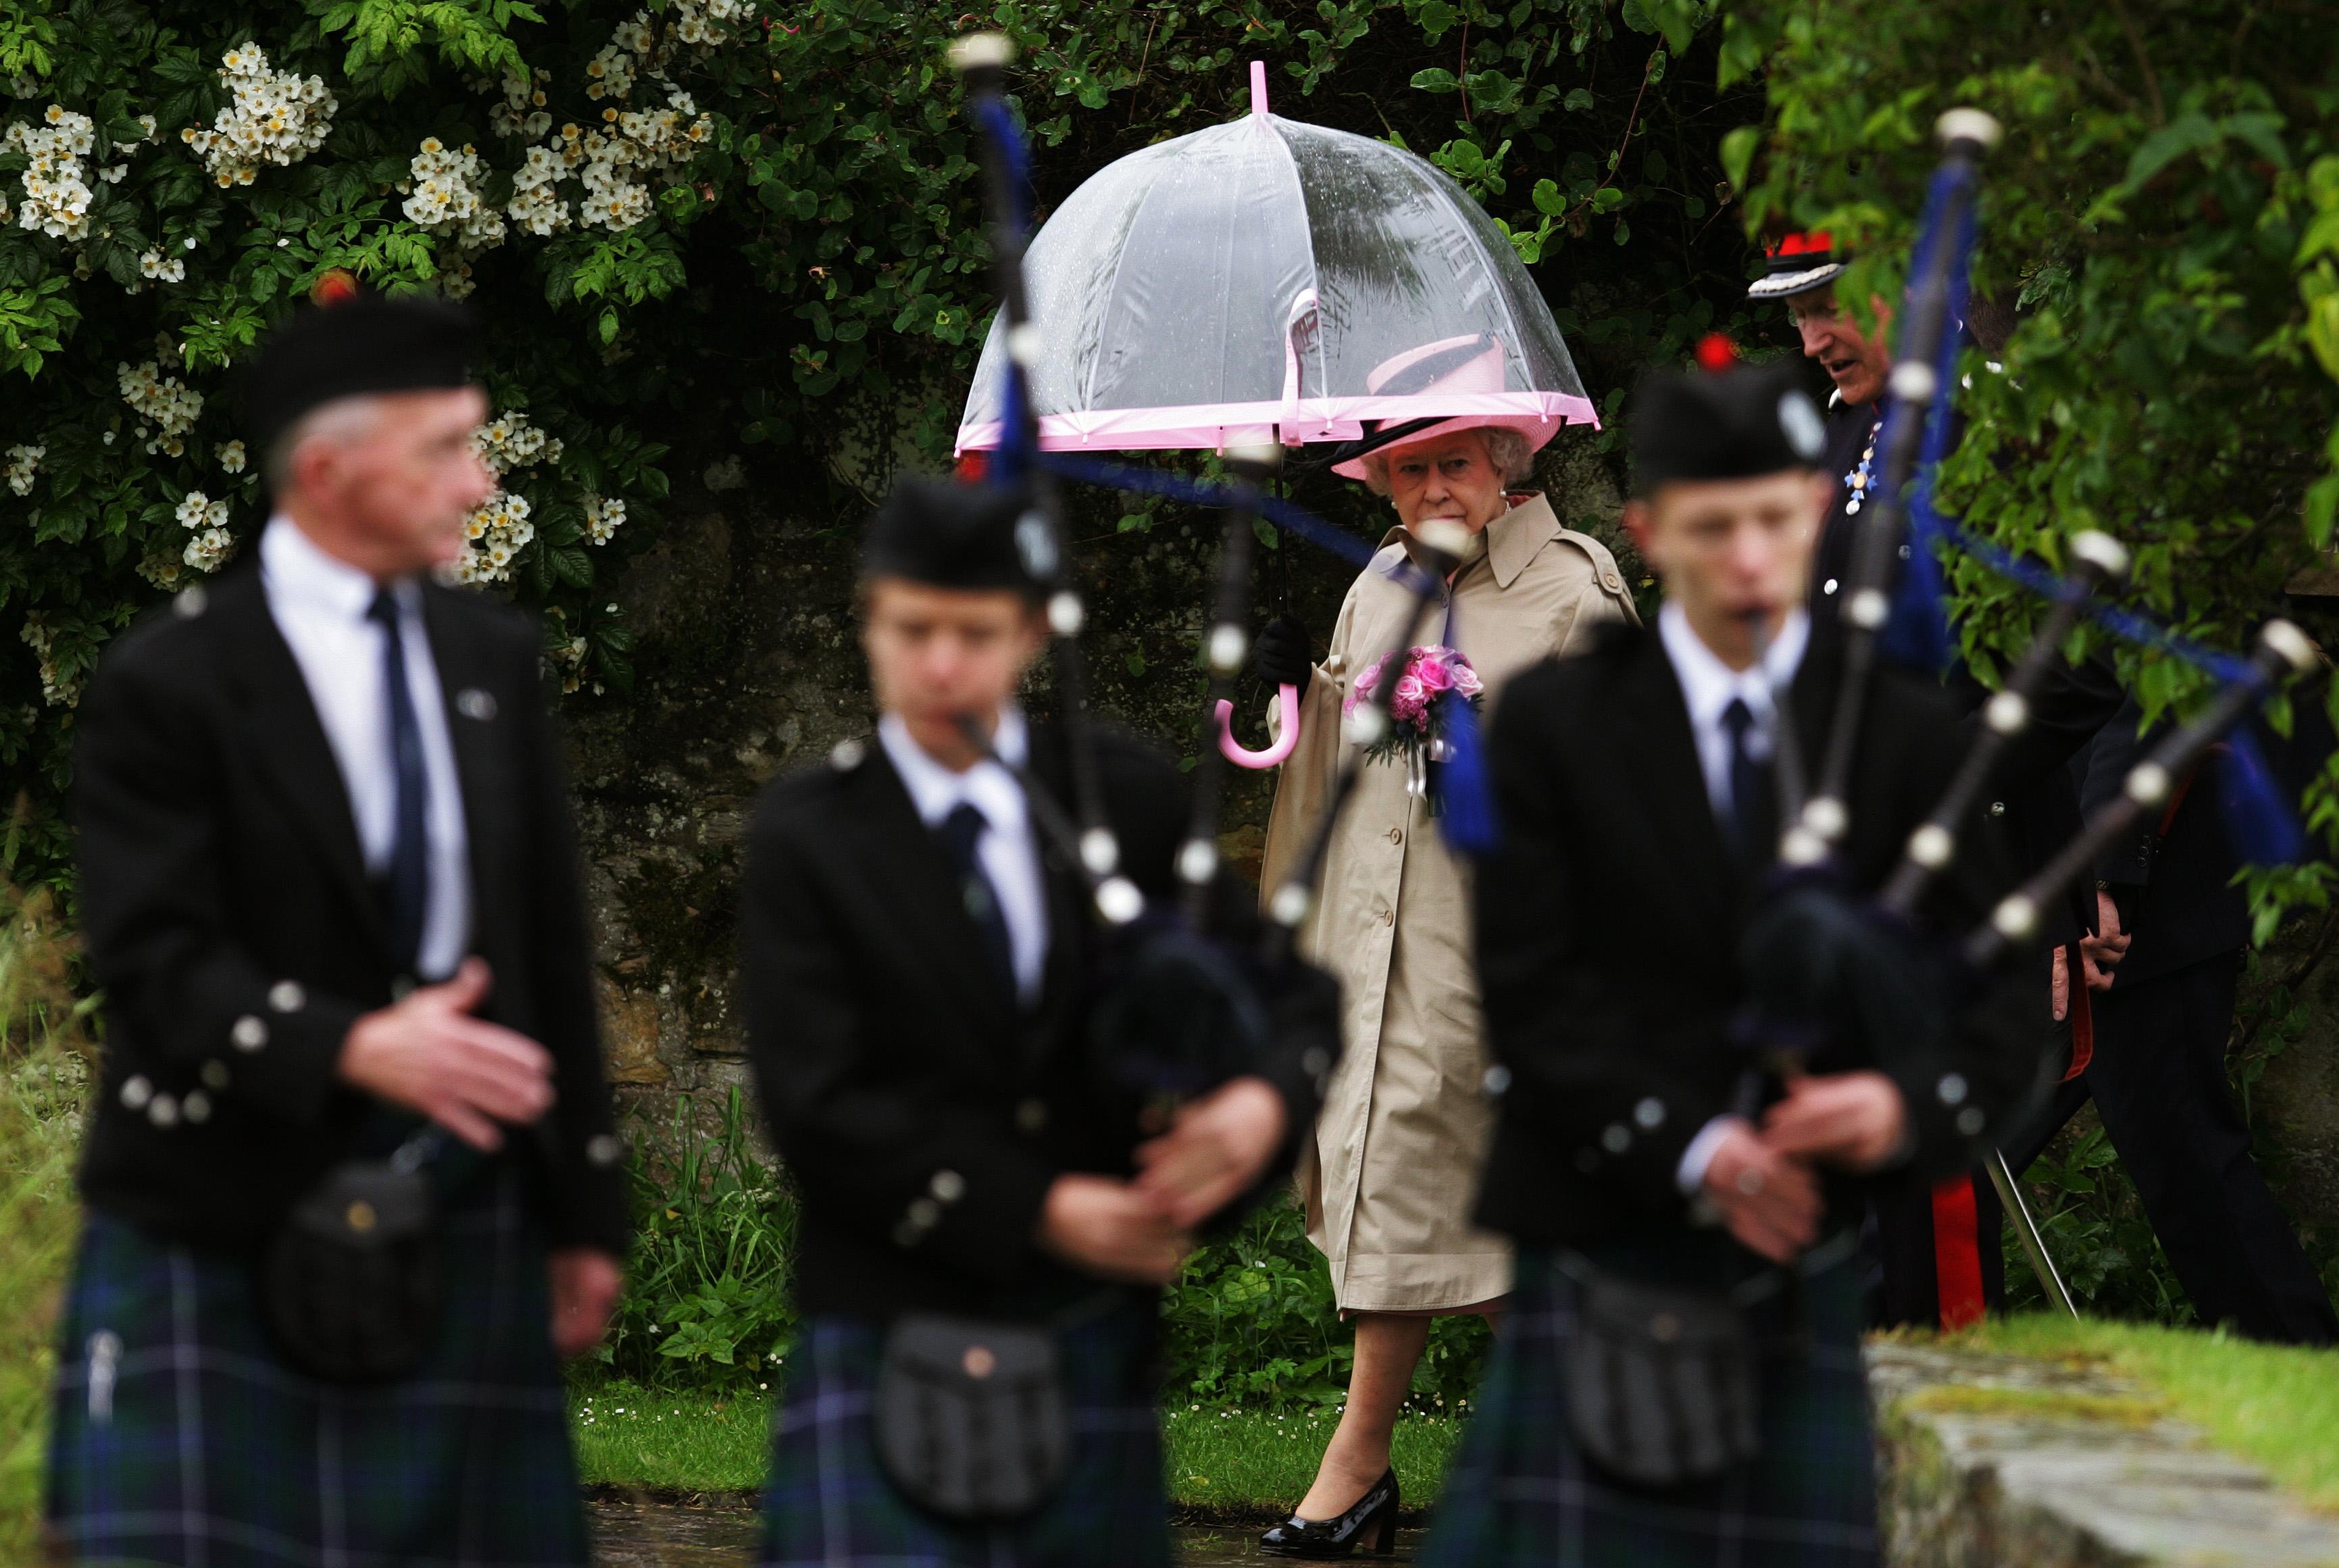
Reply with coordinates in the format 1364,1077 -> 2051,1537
241,293 -> 478,458
1629,346 -> 1828,495
859,476 -> 1037,594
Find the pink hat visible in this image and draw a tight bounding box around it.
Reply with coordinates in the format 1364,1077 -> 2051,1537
1326,333 -> 1563,480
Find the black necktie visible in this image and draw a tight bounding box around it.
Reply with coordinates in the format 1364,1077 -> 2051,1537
1721,697 -> 1774,863
368,589 -> 430,972
936,801 -> 1016,1002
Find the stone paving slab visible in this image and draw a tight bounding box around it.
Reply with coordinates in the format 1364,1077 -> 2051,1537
1869,1343 -> 2339,1568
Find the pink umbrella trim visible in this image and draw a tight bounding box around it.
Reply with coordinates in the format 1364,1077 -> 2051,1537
953,388 -> 1599,454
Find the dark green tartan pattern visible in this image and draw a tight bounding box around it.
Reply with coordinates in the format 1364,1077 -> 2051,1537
1419,1240 -> 1879,1568
46,1166 -> 588,1568
759,1296 -> 1171,1568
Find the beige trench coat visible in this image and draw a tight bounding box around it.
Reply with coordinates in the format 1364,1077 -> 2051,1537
1259,492 -> 1638,1313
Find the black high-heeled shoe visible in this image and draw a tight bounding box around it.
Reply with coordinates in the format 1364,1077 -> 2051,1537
1257,1467 -> 1399,1558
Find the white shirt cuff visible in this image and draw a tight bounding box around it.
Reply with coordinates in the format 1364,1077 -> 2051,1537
1676,1115 -> 1751,1196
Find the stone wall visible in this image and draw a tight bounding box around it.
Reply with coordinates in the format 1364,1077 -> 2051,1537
563,431 -> 1636,1152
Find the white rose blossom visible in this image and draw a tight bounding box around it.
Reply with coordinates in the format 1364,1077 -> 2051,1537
584,495 -> 627,545
174,489 -> 230,533
20,613 -> 80,707
6,106 -> 97,241
216,439 -> 247,475
138,247 -> 186,282
181,43 -> 336,187
5,443 -> 42,497
183,526 -> 236,574
118,360 -> 203,457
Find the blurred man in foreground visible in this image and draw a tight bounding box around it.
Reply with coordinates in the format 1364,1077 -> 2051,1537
48,292 -> 627,1566
738,478 -> 1336,1567
1421,345 -> 2034,1567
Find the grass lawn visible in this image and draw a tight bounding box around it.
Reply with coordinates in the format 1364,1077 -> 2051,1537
572,1382 -> 1469,1517
1951,1313 -> 2339,1511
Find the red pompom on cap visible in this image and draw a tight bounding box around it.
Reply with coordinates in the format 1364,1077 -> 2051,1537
953,449 -> 990,483
1694,332 -> 1739,373
310,268 -> 361,307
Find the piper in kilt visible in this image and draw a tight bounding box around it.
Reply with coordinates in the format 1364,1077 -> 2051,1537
738,477 -> 1338,1568
1421,345 -> 2037,1568
47,291 -> 629,1567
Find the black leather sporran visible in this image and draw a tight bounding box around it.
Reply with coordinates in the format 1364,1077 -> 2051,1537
1560,1254 -> 1761,1488
261,1140 -> 445,1384
874,1313 -> 1072,1521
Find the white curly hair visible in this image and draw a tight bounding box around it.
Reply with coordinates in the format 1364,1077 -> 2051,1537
1356,425 -> 1535,497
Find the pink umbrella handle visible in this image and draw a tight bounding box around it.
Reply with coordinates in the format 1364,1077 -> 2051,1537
1216,683 -> 1301,769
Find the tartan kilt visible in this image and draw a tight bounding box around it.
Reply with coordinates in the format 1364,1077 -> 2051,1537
759,1294 -> 1170,1568
46,1163 -> 587,1568
1419,1237 -> 1878,1568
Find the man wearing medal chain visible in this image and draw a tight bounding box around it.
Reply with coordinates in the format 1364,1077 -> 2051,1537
1753,233 -> 2335,1341
1750,234 -> 2125,1327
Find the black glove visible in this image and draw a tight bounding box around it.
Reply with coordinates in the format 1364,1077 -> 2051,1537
1252,615 -> 1315,688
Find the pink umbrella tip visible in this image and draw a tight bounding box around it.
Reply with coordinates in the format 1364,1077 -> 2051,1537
1250,60 -> 1268,116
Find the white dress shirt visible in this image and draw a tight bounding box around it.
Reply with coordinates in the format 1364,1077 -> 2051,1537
261,517 -> 471,980
878,706 -> 1049,1005
1658,600 -> 1809,824
1656,599 -> 1809,1196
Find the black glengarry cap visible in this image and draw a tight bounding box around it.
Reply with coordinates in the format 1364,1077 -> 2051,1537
242,290 -> 478,462
1630,336 -> 1827,495
859,476 -> 1038,594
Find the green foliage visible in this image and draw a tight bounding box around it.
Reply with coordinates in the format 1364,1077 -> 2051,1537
0,886 -> 97,1560
601,1088 -> 798,1383
1,0 -> 1762,888
1726,0 -> 2339,915
1160,1192 -> 1489,1413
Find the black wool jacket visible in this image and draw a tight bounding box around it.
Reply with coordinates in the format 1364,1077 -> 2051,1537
739,722 -> 1336,1321
1471,624 -> 2041,1246
74,563 -> 628,1256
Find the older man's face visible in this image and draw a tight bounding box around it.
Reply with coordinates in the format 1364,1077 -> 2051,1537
1786,286 -> 1892,407
294,386 -> 497,576
1384,429 -> 1510,536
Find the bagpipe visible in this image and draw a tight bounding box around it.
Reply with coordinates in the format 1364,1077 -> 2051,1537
1736,109 -> 2321,1310
947,36 -> 1380,1128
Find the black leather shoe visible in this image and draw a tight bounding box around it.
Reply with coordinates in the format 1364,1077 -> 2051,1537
1258,1468 -> 1399,1557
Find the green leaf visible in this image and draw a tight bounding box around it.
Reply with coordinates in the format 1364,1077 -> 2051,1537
1718,124 -> 1761,194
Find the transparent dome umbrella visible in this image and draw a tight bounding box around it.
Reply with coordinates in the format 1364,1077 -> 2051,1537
955,64 -> 1598,457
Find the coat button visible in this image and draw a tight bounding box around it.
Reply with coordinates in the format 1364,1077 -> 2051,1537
268,980 -> 305,1014
1015,1098 -> 1048,1133
231,1015 -> 268,1052
586,1134 -> 624,1167
455,688 -> 498,721
1388,827 -> 1403,844
930,1169 -> 966,1203
1989,801 -> 2007,817
147,1094 -> 180,1128
201,1060 -> 230,1090
182,1090 -> 212,1124
120,1075 -> 153,1111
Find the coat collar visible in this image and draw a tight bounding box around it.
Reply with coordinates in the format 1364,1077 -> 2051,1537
203,562 -> 385,944
1376,490 -> 1560,592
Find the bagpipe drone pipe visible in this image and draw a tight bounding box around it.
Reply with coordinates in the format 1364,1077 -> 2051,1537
950,36 -> 1378,1132
1730,111 -> 2324,1305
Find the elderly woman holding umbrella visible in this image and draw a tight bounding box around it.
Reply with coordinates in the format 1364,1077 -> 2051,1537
1253,335 -> 1639,1555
